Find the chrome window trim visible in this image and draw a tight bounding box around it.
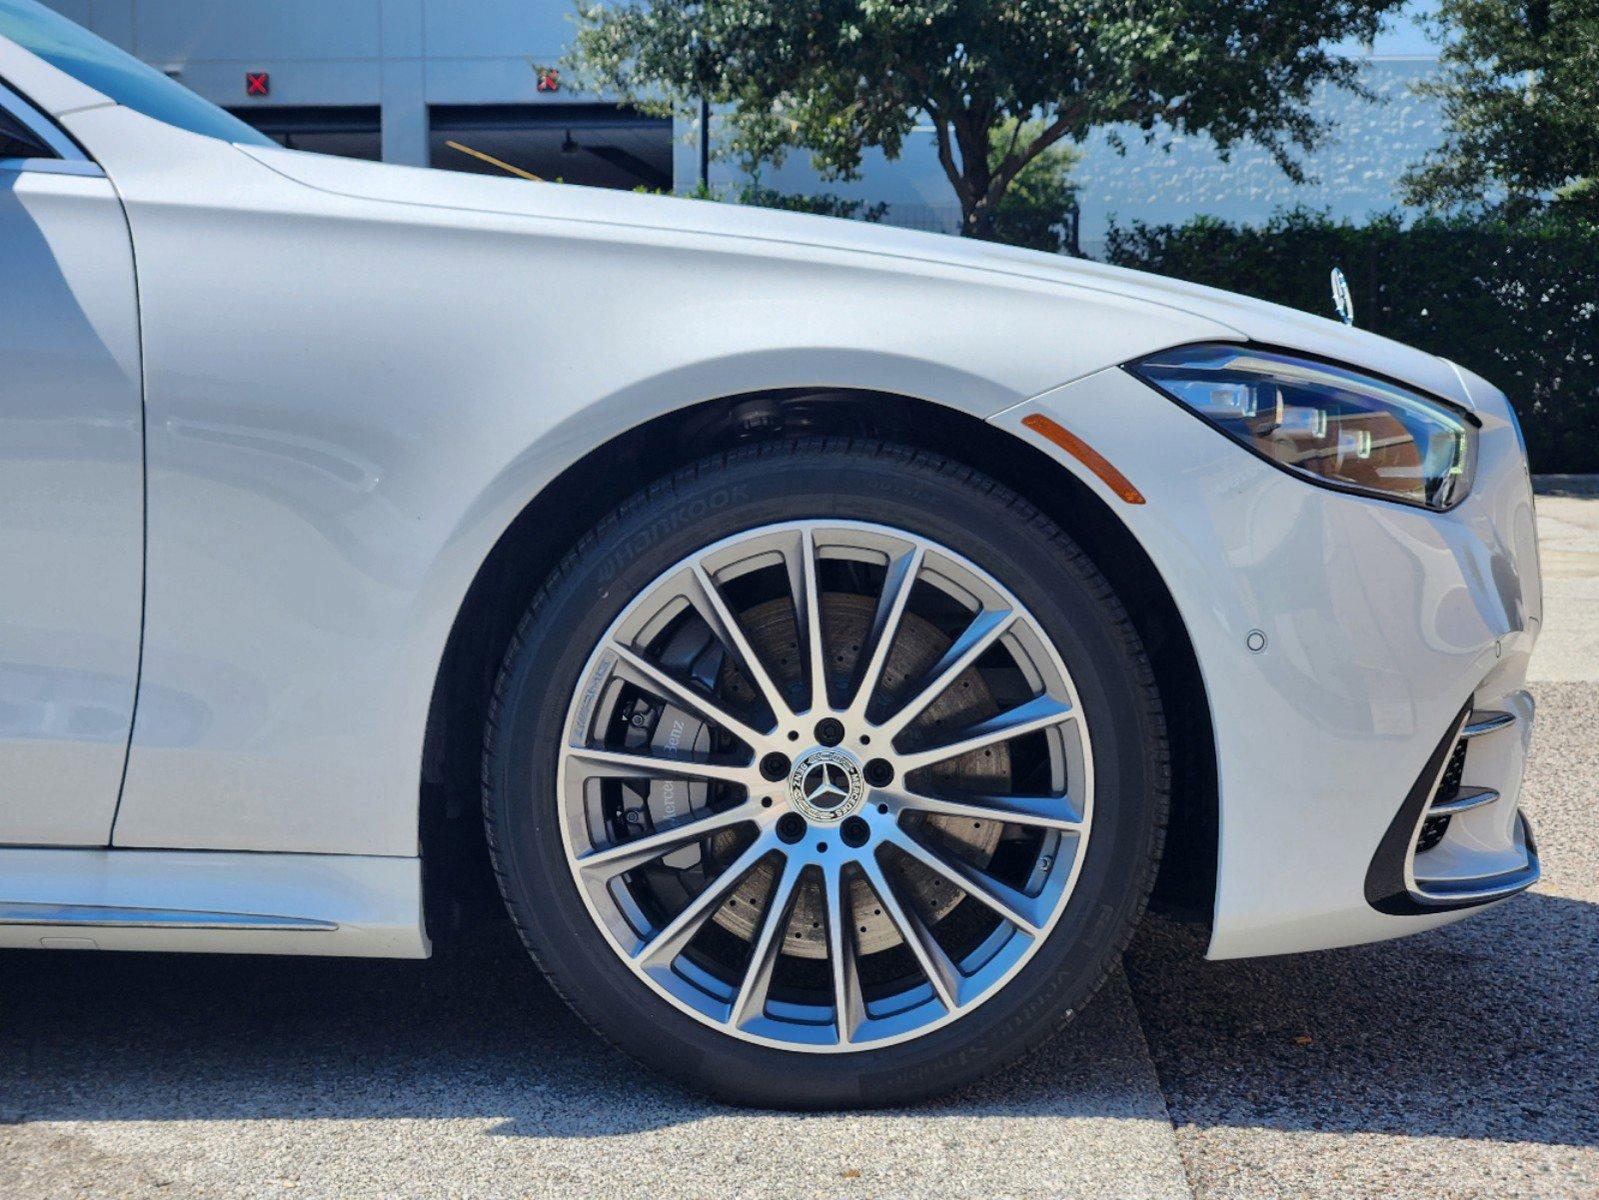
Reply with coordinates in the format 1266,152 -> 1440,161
0,155 -> 101,176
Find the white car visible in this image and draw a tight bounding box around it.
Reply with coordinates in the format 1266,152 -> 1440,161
0,0 -> 1541,1107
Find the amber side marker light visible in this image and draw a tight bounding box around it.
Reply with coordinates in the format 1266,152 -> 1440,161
1020,414 -> 1146,505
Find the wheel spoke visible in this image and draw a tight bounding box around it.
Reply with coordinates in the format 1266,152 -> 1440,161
841,544 -> 924,724
858,851 -> 960,1012
896,694 -> 1074,775
607,640 -> 770,750
887,828 -> 1046,936
567,745 -> 752,788
559,518 -> 1096,1053
784,527 -> 831,714
880,787 -> 1083,833
728,851 -> 802,1028
576,802 -> 755,880
823,862 -> 865,1044
687,562 -> 795,724
635,832 -> 775,968
877,607 -> 1016,740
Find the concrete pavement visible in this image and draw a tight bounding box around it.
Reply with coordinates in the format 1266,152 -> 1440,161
1529,496 -> 1599,682
0,937 -> 1192,1199
1126,681 -> 1599,1199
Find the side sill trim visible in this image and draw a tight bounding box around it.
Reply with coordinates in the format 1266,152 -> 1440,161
0,901 -> 338,931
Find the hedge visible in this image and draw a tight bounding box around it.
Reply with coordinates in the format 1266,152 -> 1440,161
1101,209 -> 1599,474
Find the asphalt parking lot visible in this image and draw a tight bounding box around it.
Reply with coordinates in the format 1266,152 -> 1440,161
2,500 -> 1596,1200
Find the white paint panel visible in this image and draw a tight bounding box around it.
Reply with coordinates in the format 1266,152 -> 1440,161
996,366 -> 1539,957
0,168 -> 142,847
50,109 -> 1226,856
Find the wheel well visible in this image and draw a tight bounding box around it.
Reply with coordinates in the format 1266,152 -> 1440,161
419,390 -> 1218,945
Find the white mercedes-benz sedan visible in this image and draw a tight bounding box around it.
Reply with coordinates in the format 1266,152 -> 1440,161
1,0 -> 1542,1107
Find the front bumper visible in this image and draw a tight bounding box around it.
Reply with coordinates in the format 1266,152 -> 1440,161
995,360 -> 1541,959
1365,698 -> 1539,917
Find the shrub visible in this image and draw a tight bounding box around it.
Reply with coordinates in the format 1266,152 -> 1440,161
1103,208 -> 1599,473
736,186 -> 887,223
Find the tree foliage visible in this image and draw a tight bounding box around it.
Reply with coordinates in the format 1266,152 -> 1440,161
735,185 -> 889,221
1402,0 -> 1599,219
571,0 -> 1404,241
989,119 -> 1081,252
1104,207 -> 1599,472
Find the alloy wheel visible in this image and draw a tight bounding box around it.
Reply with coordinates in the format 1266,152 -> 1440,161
557,519 -> 1093,1051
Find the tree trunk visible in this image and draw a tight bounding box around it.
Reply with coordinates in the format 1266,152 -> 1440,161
961,196 -> 1000,241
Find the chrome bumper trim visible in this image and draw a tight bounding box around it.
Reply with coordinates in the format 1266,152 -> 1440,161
1461,709 -> 1516,739
1413,814 -> 1541,905
1428,785 -> 1500,816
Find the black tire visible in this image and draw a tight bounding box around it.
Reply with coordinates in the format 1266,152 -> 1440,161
482,438 -> 1168,1108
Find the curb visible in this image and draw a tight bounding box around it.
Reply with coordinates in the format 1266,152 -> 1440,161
1532,474 -> 1599,497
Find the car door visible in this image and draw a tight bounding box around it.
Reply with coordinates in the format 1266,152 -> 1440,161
0,78 -> 144,845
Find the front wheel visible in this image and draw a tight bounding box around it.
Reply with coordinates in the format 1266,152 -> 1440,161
482,440 -> 1168,1107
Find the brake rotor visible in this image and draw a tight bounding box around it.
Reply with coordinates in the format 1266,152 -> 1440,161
709,592 -> 1008,958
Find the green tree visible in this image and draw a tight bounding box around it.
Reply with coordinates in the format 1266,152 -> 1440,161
1402,0 -> 1599,219
571,0 -> 1404,242
989,119 -> 1081,252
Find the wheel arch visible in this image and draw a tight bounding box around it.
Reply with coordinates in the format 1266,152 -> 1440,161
419,389 -> 1218,943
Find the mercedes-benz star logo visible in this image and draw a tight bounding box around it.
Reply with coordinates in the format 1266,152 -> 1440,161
803,762 -> 852,810
787,749 -> 866,822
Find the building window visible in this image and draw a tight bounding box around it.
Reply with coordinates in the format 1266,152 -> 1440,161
226,106 -> 382,161
429,104 -> 671,190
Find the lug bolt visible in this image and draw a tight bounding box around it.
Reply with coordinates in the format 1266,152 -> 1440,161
840,816 -> 870,848
864,758 -> 895,787
815,718 -> 845,747
760,752 -> 791,781
776,813 -> 807,843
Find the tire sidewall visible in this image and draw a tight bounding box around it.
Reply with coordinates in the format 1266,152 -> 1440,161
484,443 -> 1165,1108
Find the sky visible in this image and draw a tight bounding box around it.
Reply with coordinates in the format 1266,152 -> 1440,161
1334,0 -> 1442,57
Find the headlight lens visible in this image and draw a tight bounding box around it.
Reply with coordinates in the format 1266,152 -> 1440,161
1128,344 -> 1478,511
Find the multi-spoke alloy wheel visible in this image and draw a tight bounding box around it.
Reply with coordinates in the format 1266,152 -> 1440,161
560,520 -> 1091,1050
484,441 -> 1166,1106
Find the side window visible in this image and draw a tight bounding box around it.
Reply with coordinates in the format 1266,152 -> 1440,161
0,103 -> 55,160
0,80 -> 91,171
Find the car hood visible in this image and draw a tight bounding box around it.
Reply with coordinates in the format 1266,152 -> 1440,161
242,143 -> 1471,407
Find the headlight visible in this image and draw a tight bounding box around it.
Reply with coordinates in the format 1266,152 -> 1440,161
1127,344 -> 1478,511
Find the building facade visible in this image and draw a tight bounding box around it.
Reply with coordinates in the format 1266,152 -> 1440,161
40,0 -> 675,187
40,0 -> 1445,250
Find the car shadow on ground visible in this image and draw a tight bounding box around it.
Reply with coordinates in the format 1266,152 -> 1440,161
0,893 -> 1593,1148
1125,896 -> 1599,1150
